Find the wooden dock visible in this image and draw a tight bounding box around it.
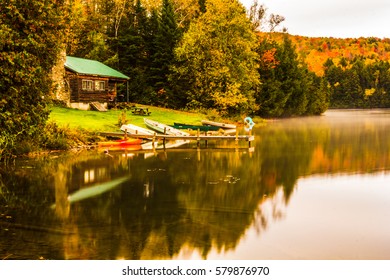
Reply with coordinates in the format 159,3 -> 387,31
99,130 -> 255,148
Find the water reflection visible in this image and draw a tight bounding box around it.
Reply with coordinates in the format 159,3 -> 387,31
1,109 -> 390,260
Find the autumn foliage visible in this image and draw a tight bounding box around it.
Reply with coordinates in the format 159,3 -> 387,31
264,33 -> 390,76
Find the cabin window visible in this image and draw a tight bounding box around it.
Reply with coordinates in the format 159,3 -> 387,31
95,81 -> 105,91
82,80 -> 93,91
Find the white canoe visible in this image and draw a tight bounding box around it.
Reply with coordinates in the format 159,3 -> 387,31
120,124 -> 155,137
144,118 -> 190,136
201,120 -> 237,129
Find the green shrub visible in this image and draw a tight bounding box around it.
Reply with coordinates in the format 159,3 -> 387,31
42,122 -> 96,150
117,110 -> 128,127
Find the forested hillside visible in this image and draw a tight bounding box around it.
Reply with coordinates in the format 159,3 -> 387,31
265,33 -> 390,108
266,33 -> 390,76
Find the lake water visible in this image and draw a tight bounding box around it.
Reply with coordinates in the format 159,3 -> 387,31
1,109 -> 390,260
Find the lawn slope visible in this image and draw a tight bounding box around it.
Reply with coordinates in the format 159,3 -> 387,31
49,106 -> 207,132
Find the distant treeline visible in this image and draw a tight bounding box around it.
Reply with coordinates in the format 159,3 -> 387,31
324,58 -> 390,108
268,34 -> 390,109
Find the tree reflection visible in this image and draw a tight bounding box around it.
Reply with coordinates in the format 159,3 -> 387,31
1,111 -> 390,259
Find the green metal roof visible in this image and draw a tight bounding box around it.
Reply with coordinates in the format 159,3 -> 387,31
65,56 -> 129,80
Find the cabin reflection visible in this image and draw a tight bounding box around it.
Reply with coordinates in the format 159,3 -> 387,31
2,112 -> 390,260
47,149 -> 273,260
83,169 -> 95,184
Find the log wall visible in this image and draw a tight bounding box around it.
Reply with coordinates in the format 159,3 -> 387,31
66,71 -> 119,103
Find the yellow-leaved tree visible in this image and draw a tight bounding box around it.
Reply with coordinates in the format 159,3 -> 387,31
171,0 -> 260,116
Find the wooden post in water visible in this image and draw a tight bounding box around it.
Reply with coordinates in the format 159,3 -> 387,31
163,127 -> 167,146
152,132 -> 156,151
197,129 -> 200,148
248,129 -> 252,148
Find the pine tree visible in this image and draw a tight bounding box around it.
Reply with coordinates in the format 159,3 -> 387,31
255,38 -> 287,117
280,36 -> 309,116
325,63 -> 364,108
117,0 -> 152,103
149,0 -> 182,107
370,61 -> 390,107
305,73 -> 329,115
255,35 -> 327,117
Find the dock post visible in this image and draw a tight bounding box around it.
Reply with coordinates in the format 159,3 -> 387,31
248,130 -> 252,148
163,127 -> 166,146
235,130 -> 239,147
152,133 -> 156,151
124,129 -> 128,140
197,129 -> 200,148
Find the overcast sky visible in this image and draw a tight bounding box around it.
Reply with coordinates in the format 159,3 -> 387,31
239,0 -> 390,38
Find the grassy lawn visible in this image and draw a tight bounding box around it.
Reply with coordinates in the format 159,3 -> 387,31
49,105 -> 208,132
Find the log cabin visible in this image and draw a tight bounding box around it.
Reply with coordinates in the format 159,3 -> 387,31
64,56 -> 129,111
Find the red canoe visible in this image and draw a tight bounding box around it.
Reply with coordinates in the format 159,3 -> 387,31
98,138 -> 142,147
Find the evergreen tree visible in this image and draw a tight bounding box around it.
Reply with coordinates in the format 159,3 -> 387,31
254,39 -> 287,117
306,73 -> 329,115
325,63 -> 364,108
255,36 -> 327,117
370,61 -> 390,107
149,0 -> 182,107
323,58 -> 334,70
280,36 -> 309,116
325,64 -> 343,108
117,0 -> 152,103
198,0 -> 207,14
344,69 -> 364,107
0,0 -> 65,159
